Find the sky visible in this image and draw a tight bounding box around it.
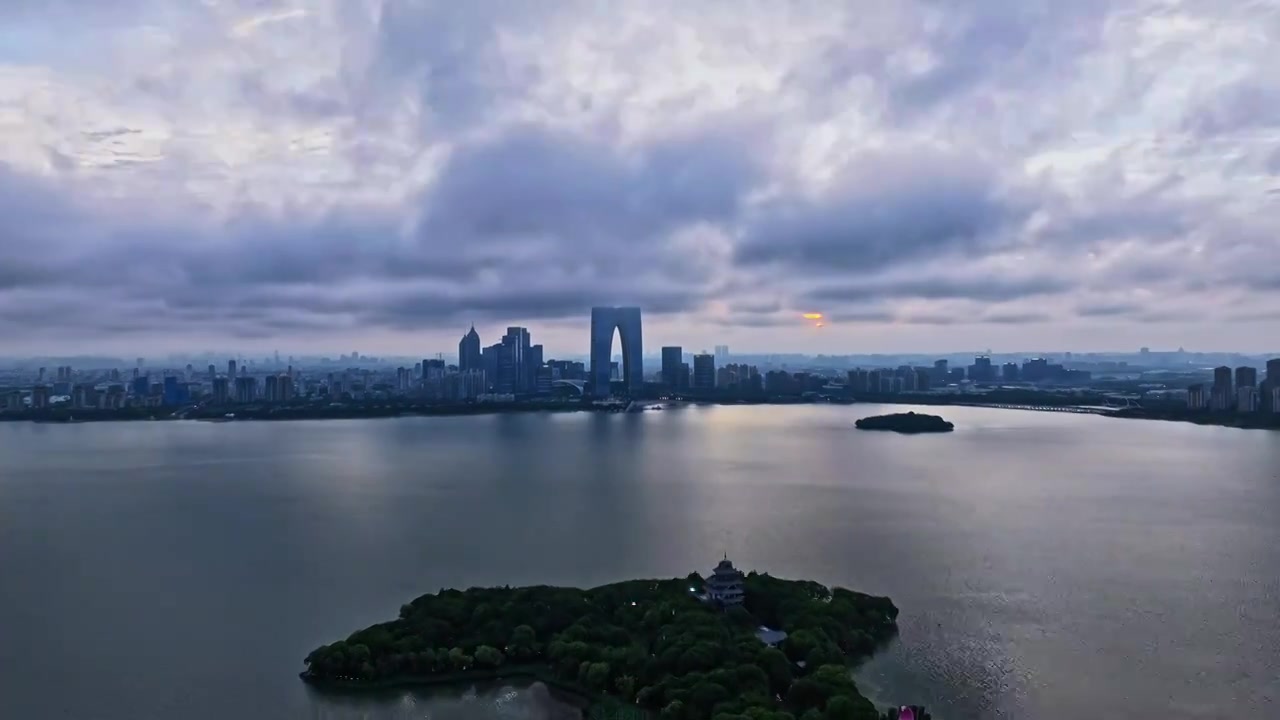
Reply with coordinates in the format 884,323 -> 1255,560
1,0 -> 1278,357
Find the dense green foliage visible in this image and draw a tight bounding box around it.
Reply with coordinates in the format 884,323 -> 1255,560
303,572 -> 919,720
853,412 -> 953,433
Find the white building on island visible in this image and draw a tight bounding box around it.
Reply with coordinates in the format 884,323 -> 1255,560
704,554 -> 746,606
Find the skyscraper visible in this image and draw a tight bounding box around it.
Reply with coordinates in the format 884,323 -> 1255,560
693,354 -> 715,391
714,345 -> 729,365
458,325 -> 482,373
228,359 -> 237,380
589,307 -> 643,398
661,346 -> 684,389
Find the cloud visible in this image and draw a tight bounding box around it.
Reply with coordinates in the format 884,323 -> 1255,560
0,0 -> 1277,354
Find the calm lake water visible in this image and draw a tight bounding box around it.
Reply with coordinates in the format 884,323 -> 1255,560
0,405 -> 1277,719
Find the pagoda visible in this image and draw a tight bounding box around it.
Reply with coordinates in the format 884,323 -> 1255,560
704,554 -> 745,606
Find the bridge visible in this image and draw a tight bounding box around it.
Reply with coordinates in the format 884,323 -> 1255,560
955,401 -> 1139,415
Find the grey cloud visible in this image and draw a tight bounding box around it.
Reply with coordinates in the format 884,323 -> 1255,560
736,148 -> 1025,274
982,311 -> 1052,325
807,274 -> 1069,304
1076,301 -> 1143,318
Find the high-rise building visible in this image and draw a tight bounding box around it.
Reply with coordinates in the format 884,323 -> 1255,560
1267,358 -> 1280,386
162,376 -> 186,406
31,384 -> 50,409
482,343 -> 500,392
1270,385 -> 1280,414
1002,362 -> 1020,381
458,325 -> 482,373
264,374 -> 280,402
692,353 -> 715,391
497,327 -> 531,394
661,346 -> 684,389
1264,358 -> 1280,412
212,377 -> 230,405
1212,366 -> 1233,411
847,369 -> 869,394
228,359 -> 238,380
714,345 -> 729,365
207,364 -> 216,382
234,376 -> 258,403
1235,366 -> 1257,389
969,356 -> 995,382
528,344 -> 544,392
931,359 -> 948,385
590,307 -> 643,398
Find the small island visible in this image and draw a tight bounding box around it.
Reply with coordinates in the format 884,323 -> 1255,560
302,559 -> 930,720
854,412 -> 953,434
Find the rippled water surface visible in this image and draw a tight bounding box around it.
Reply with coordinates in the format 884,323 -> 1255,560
1,405 -> 1276,719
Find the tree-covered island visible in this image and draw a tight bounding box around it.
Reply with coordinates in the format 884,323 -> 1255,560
854,412 -> 954,434
302,567 -> 931,720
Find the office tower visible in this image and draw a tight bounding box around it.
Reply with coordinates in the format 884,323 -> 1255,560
714,345 -> 729,365
914,367 -> 931,391
661,346 -> 684,389
1267,358 -> 1280,386
278,374 -> 294,402
692,353 -> 715,391
458,325 -> 482,373
207,364 -> 216,382
1212,366 -> 1233,411
228,359 -> 238,380
590,307 -> 643,398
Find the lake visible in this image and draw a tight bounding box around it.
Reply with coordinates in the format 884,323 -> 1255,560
0,405 -> 1276,719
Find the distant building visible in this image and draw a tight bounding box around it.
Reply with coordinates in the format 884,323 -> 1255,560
692,354 -> 716,391
264,374 -> 280,402
228,360 -> 238,380
31,385 -> 51,409
1235,366 -> 1257,390
847,369 -> 869,394
234,376 -> 258,403
212,377 -> 230,405
661,346 -> 684,389
969,356 -> 995,383
1002,362 -> 1020,381
1187,384 -> 1208,410
931,359 -> 948,385
1270,385 -> 1280,414
704,555 -> 745,606
1212,366 -> 1233,411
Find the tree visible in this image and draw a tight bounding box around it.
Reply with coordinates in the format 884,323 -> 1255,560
474,645 -> 504,668
825,696 -> 859,720
510,625 -> 537,660
758,648 -> 792,695
662,700 -> 686,720
615,675 -> 637,701
587,662 -> 612,691
448,647 -> 472,670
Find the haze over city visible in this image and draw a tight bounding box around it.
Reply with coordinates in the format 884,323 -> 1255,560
3,1 -> 1278,357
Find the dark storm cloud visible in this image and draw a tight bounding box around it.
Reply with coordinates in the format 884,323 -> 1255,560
736,148 -> 1025,274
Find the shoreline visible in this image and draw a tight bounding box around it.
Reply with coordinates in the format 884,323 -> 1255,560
2,396 -> 1275,430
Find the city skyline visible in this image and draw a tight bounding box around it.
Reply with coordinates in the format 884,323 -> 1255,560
2,2 -> 1279,356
